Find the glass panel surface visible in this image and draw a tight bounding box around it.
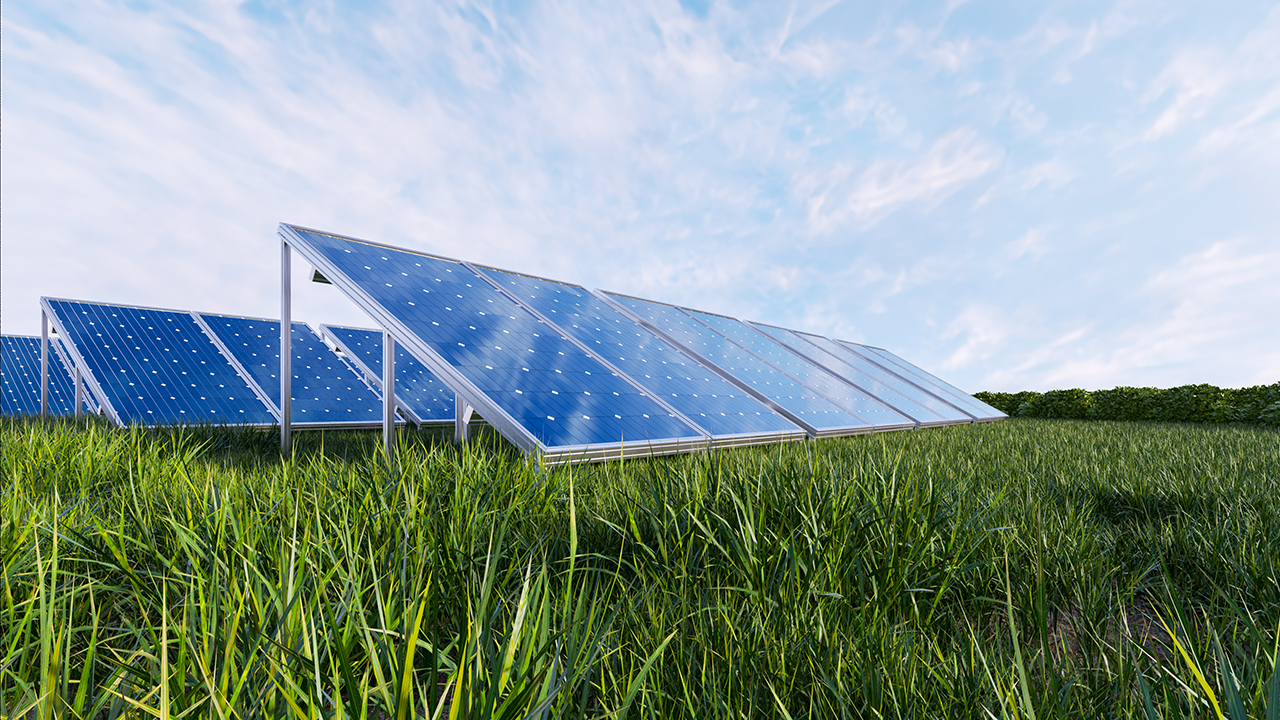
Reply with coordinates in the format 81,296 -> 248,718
292,230 -> 703,448
1,336 -> 79,416
46,300 -> 277,426
200,315 -> 384,424
604,294 -> 874,432
840,342 -> 1005,420
481,270 -> 801,438
323,325 -> 455,422
689,312 -> 913,429
752,325 -> 972,424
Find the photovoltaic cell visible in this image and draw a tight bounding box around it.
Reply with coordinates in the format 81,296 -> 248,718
199,314 -> 386,426
478,269 -> 804,443
687,311 -> 914,430
840,342 -> 1005,421
751,324 -> 974,426
42,299 -> 277,427
2,335 -> 82,416
601,293 -> 878,436
284,228 -> 705,454
321,325 -> 455,424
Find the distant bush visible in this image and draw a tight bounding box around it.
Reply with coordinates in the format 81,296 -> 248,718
974,382 -> 1280,425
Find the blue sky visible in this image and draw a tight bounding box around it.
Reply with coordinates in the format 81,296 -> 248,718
3,0 -> 1277,392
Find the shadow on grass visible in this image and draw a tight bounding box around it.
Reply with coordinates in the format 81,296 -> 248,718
1088,489 -> 1223,526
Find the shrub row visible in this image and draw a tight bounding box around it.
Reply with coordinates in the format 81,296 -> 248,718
975,382 -> 1280,425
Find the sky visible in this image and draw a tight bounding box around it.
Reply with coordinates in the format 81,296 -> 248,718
3,0 -> 1278,393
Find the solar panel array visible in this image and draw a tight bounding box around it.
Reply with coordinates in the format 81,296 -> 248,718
284,227 -> 706,462
1,335 -> 93,416
13,224 -> 1003,462
35,298 -> 404,429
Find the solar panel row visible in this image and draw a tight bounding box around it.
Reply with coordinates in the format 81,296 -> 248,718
8,223 -> 1004,465
27,298 -> 415,429
280,224 -> 1003,464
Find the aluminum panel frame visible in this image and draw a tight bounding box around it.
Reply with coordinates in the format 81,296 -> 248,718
279,224 -> 709,465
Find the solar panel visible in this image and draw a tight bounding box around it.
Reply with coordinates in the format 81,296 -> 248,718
281,226 -> 708,462
320,324 -> 456,425
838,342 -> 1006,421
750,324 -> 975,426
1,335 -> 86,416
599,292 -> 883,437
198,314 -> 389,427
476,268 -> 806,447
683,310 -> 915,431
41,298 -> 278,427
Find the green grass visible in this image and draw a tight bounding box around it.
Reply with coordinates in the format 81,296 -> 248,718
2,416 -> 1278,718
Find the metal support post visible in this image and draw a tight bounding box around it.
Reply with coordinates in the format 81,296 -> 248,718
41,311 -> 49,417
455,394 -> 474,444
74,366 -> 84,420
281,239 -> 292,455
382,331 -> 396,460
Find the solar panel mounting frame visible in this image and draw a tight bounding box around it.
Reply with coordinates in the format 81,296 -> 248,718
279,223 -> 710,465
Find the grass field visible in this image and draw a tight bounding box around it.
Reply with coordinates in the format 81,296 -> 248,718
2,416 -> 1278,718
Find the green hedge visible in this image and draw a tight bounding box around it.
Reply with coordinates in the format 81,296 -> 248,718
975,383 -> 1280,425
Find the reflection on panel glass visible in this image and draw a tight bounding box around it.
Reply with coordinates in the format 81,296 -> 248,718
752,324 -> 972,425
481,270 -> 802,439
840,342 -> 1005,420
322,325 -> 455,423
46,300 -> 277,426
688,311 -> 913,429
1,336 -> 81,416
200,315 -> 384,425
604,293 -> 876,433
292,230 -> 704,449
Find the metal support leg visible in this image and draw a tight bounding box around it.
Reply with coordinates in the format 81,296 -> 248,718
281,239 -> 292,455
41,311 -> 49,418
383,331 -> 396,460
74,366 -> 83,420
455,394 -> 474,444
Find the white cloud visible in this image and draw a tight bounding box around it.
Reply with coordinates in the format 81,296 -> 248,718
802,128 -> 1003,235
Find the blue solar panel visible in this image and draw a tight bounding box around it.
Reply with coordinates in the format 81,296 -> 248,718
478,269 -> 805,443
199,314 -> 386,426
839,342 -> 1006,421
284,228 -> 705,456
684,311 -> 914,430
751,324 -> 974,426
1,335 -> 81,416
601,293 -> 878,437
42,299 -> 277,427
321,324 -> 455,424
